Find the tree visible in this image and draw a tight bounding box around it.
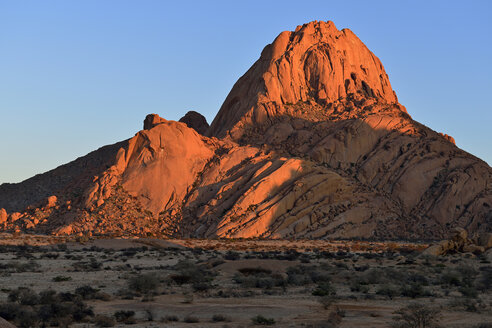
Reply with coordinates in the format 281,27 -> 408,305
391,303 -> 441,328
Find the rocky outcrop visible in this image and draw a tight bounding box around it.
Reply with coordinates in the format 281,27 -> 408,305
0,208 -> 7,225
143,113 -> 167,130
422,228 -> 492,255
208,21 -> 399,139
0,21 -> 490,240
179,111 -> 209,135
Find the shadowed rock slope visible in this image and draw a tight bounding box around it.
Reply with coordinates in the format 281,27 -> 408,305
0,21 -> 490,240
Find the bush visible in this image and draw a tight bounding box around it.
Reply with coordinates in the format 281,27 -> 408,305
1,288 -> 94,327
312,282 -> 336,296
391,303 -> 441,328
376,285 -> 399,299
477,267 -> 492,291
475,323 -> 492,328
350,281 -> 370,293
170,260 -> 216,286
75,285 -> 99,299
238,267 -> 272,275
8,287 -> 39,305
161,315 -> 179,322
183,315 -> 199,323
458,286 -> 478,298
94,314 -> 116,327
211,314 -> 229,322
233,272 -> 285,289
52,275 -> 72,282
400,283 -> 431,298
114,310 -> 135,324
128,273 -> 159,294
192,281 -> 213,292
0,302 -> 21,320
0,260 -> 40,273
251,315 -> 276,325
16,308 -> 39,328
224,251 -> 240,260
72,258 -> 102,271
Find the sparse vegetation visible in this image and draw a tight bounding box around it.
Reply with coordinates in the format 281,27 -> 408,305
0,239 -> 490,327
251,315 -> 276,325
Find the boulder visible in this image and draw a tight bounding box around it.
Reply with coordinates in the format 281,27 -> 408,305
179,111 -> 209,135
422,245 -> 444,257
451,227 -> 468,241
477,232 -> 492,249
46,195 -> 57,208
55,225 -> 73,236
0,208 -> 6,224
143,113 -> 167,130
9,212 -> 21,222
462,244 -> 485,254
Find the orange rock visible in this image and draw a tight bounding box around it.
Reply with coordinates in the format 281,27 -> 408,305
209,20 -> 399,138
143,113 -> 167,130
0,208 -> 6,224
46,195 -> 57,208
9,212 -> 21,222
0,21 -> 490,241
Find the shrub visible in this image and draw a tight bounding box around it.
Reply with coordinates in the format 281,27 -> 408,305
286,265 -> 331,286
72,258 -> 102,271
251,315 -> 276,325
183,315 -> 199,323
94,314 -> 116,327
114,310 -> 136,324
161,315 -> 179,322
238,267 -> 272,275
350,281 -> 370,293
400,283 -> 431,298
211,314 -> 229,322
128,273 -> 159,294
52,275 -> 72,282
312,282 -> 336,296
477,267 -> 492,291
192,281 -> 213,292
391,303 -> 441,328
376,285 -> 399,299
1,288 -> 93,327
170,260 -> 216,286
458,286 -> 478,298
75,285 -> 99,299
233,271 -> 286,289
8,287 -> 39,305
475,323 -> 492,328
224,251 -> 240,260
0,260 -> 40,273
16,308 -> 39,328
0,302 -> 21,320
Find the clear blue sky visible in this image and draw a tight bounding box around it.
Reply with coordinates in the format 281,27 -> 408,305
1,0 -> 491,184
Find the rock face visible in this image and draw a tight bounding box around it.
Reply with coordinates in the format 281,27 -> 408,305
179,111 -> 209,135
208,20 -> 398,139
0,21 -> 490,239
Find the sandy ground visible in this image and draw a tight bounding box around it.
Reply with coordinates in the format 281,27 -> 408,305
0,234 -> 490,327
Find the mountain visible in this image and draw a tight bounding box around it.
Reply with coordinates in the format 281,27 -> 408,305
1,21 -> 491,240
